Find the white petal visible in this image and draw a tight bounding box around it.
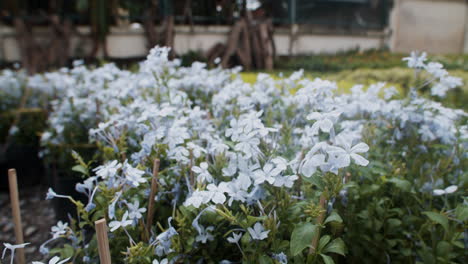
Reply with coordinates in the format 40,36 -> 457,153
212,193 -> 226,204
350,153 -> 369,166
306,112 -> 322,121
320,119 -> 333,133
333,154 -> 351,168
351,142 -> 369,153
300,160 -> 317,177
444,185 -> 457,194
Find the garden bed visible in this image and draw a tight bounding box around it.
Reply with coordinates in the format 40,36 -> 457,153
0,48 -> 466,264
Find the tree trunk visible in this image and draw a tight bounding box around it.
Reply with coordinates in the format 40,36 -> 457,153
221,19 -> 245,68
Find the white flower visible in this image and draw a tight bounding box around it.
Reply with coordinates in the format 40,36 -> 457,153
45,188 -> 57,200
207,184 -> 227,204
433,185 -> 458,196
127,200 -> 146,221
123,163 -> 146,187
187,142 -> 206,158
220,181 -> 248,206
226,118 -> 243,141
234,132 -> 261,159
152,259 -> 168,264
108,191 -> 122,219
32,256 -> 71,264
109,211 -> 133,232
327,136 -> 369,168
247,222 -> 270,240
2,243 -> 30,264
51,221 -> 69,238
195,226 -> 215,243
8,126 -> 19,135
167,146 -> 190,164
75,177 -> 96,195
227,232 -> 243,244
425,62 -> 447,79
300,151 -> 326,178
419,125 -> 436,142
94,160 -> 122,179
273,175 -> 298,188
307,111 -> 341,135
272,252 -> 288,264
403,51 -> 427,68
237,172 -> 253,190
271,157 -> 289,174
253,163 -> 279,185
45,188 -> 71,200
184,190 -> 212,208
384,87 -> 398,100
192,162 -> 213,183
94,160 -> 121,179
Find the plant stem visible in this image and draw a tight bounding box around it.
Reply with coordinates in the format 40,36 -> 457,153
309,193 -> 327,255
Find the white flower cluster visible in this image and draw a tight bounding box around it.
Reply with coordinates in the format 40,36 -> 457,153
403,51 -> 463,97
0,47 -> 466,262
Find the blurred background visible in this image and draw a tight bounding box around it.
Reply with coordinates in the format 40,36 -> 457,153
0,1 -> 467,262
0,0 -> 467,73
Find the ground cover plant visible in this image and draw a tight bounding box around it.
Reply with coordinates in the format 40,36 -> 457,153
276,49 -> 468,72
0,49 -> 467,264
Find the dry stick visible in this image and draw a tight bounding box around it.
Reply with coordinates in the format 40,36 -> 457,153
309,194 -> 327,255
95,219 -> 112,264
146,159 -> 161,240
8,169 -> 26,264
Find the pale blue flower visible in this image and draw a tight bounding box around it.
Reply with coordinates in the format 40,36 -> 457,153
247,222 -> 270,240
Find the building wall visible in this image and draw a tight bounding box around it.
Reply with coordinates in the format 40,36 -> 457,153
390,0 -> 468,54
1,0 -> 467,62
0,25 -> 385,61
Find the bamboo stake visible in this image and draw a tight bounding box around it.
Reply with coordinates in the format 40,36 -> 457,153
95,219 -> 112,264
8,169 -> 26,264
146,159 -> 160,237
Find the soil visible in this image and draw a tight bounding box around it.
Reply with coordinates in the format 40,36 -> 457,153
0,185 -> 57,263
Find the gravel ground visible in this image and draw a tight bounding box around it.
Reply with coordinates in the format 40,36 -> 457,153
0,185 -> 56,263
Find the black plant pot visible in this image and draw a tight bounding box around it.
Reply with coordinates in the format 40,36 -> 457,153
0,144 -> 44,192
47,164 -> 88,222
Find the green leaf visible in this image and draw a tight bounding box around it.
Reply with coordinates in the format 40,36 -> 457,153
320,254 -> 335,264
423,211 -> 449,233
436,241 -> 452,257
72,165 -> 88,176
302,173 -> 325,190
323,238 -> 346,256
387,178 -> 411,192
455,205 -> 468,221
386,218 -> 402,229
290,222 -> 318,256
62,244 -> 74,258
324,211 -> 343,225
259,255 -> 273,264
318,235 -> 331,252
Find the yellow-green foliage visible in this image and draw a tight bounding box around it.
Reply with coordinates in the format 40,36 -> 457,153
241,67 -> 468,109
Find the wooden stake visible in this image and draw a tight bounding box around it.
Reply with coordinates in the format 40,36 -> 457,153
146,159 -> 160,237
8,169 -> 26,264
95,219 -> 112,264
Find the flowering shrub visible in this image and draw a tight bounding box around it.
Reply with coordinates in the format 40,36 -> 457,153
1,48 -> 467,263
